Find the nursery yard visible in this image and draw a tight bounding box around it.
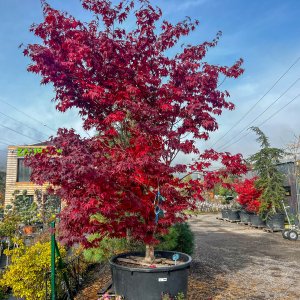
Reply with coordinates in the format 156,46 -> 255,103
76,214 -> 300,300
188,214 -> 300,300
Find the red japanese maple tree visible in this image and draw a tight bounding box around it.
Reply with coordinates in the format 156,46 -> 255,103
25,0 -> 246,261
234,178 -> 262,213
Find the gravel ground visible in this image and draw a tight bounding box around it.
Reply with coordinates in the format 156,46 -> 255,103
76,214 -> 300,300
188,214 -> 300,300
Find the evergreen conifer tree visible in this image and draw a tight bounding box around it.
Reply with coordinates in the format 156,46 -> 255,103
249,127 -> 285,216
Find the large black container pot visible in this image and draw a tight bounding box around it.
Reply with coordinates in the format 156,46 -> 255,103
266,213 -> 285,231
227,209 -> 240,221
249,214 -> 265,227
109,251 -> 192,300
221,209 -> 229,219
239,210 -> 251,223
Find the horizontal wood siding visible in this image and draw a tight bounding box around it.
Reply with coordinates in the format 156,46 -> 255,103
4,146 -> 48,207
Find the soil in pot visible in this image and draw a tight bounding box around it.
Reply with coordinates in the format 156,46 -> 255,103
109,251 -> 191,300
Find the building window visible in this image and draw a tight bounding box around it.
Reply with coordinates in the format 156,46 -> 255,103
17,158 -> 32,182
284,186 -> 291,197
15,194 -> 34,205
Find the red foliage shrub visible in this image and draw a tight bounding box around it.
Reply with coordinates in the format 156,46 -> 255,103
25,0 -> 246,248
234,178 -> 262,213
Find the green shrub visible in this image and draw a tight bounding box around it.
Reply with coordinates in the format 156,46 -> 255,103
156,223 -> 194,255
0,238 -> 66,300
0,287 -> 8,300
84,223 -> 194,262
12,190 -> 40,225
83,235 -> 129,263
0,214 -> 20,239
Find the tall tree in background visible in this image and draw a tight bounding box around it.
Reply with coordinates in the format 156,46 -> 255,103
25,0 -> 246,261
249,127 -> 285,216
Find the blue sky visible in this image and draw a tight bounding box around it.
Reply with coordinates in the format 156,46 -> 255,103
0,0 -> 299,169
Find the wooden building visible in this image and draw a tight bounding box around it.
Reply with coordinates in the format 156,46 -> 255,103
4,143 -> 48,207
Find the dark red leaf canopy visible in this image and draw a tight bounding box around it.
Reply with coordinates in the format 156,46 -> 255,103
26,0 -> 246,246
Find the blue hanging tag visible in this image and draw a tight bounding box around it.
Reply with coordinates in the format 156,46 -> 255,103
158,210 -> 164,218
155,205 -> 160,224
155,206 -> 160,214
172,253 -> 179,265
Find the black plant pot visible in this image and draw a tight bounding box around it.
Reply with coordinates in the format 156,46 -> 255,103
227,209 -> 240,221
221,209 -> 229,219
239,210 -> 251,223
249,214 -> 265,227
109,251 -> 192,300
266,213 -> 285,231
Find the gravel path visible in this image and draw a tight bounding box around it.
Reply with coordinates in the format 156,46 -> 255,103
188,214 -> 300,300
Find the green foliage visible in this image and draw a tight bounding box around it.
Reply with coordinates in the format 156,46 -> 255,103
0,238 -> 66,300
34,189 -> 61,224
161,292 -> 185,300
249,127 -> 286,216
214,184 -> 235,198
12,190 -> 40,225
213,176 -> 237,204
156,223 -> 194,255
0,213 -> 20,239
0,288 -> 8,300
83,222 -> 194,263
175,293 -> 185,300
83,235 -> 129,263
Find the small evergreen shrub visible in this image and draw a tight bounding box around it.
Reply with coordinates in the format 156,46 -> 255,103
156,223 -> 194,255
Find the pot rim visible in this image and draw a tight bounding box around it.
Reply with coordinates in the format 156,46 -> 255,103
109,250 -> 192,273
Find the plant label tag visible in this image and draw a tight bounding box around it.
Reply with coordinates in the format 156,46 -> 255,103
158,278 -> 167,282
172,253 -> 179,265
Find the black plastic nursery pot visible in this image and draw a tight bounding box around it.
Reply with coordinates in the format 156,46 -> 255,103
266,213 -> 285,231
238,210 -> 251,223
109,251 -> 192,300
221,209 -> 229,219
227,209 -> 240,221
249,214 -> 265,227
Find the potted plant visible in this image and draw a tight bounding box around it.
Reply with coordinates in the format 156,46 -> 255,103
24,0 -> 246,298
234,177 -> 263,224
248,127 -> 286,230
220,194 -> 231,219
214,179 -> 238,220
227,200 -> 242,221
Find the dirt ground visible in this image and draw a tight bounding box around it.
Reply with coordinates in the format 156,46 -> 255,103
76,214 -> 300,300
188,214 -> 300,300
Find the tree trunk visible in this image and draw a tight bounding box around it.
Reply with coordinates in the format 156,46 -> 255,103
145,244 -> 155,263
